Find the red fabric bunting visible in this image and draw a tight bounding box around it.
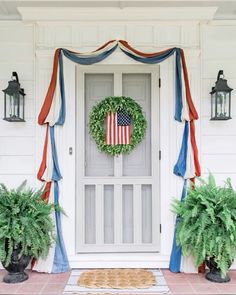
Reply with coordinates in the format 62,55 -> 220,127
38,49 -> 61,125
190,121 -> 201,177
41,181 -> 52,203
119,40 -> 174,58
180,49 -> 199,121
37,124 -> 49,181
64,40 -> 116,55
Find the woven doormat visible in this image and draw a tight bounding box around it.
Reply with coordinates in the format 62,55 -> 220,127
78,269 -> 155,289
64,269 -> 170,294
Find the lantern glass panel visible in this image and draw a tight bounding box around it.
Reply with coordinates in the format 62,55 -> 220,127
4,92 -> 24,122
211,92 -> 216,119
216,91 -> 230,119
19,93 -> 24,121
12,93 -> 19,119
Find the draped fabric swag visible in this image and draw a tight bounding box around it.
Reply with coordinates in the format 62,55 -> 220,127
35,40 -> 201,273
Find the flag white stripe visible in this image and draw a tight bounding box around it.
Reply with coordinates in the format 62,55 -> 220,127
129,126 -> 131,144
126,126 -> 130,144
118,126 -> 122,144
122,126 -> 125,144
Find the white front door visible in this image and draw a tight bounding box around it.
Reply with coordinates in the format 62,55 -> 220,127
76,65 -> 160,254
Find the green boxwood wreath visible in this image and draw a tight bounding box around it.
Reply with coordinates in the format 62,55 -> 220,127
89,96 -> 147,156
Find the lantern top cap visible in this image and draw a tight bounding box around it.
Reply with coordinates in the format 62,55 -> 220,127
2,72 -> 25,96
11,72 -> 19,83
210,70 -> 233,94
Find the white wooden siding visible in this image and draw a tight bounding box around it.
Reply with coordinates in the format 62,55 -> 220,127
0,22 -> 35,188
201,24 -> 236,186
35,22 -> 200,49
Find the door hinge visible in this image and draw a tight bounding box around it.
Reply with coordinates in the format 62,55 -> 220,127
160,224 -> 162,233
159,78 -> 161,88
159,150 -> 161,160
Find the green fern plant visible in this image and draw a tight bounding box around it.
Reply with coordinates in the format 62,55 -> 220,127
0,182 -> 55,267
172,174 -> 236,278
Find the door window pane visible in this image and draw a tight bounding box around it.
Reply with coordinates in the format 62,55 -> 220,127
142,185 -> 152,243
122,74 -> 151,176
104,185 -> 114,244
85,74 -> 114,176
85,185 -> 96,244
122,185 -> 134,243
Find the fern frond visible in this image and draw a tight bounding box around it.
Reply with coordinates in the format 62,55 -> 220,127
0,182 -> 58,266
172,173 -> 236,277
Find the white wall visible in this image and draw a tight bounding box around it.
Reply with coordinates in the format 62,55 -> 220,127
0,19 -> 236,267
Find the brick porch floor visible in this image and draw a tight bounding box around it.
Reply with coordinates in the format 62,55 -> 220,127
0,269 -> 236,294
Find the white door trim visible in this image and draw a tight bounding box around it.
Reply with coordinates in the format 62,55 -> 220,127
68,253 -> 170,269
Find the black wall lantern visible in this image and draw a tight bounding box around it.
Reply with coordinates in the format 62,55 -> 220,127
2,72 -> 25,122
210,70 -> 233,121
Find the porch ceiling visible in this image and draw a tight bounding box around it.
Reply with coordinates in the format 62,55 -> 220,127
0,0 -> 236,21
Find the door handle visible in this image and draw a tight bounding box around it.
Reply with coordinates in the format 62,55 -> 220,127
69,147 -> 73,155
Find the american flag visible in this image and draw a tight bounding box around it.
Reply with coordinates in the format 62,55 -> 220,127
105,111 -> 131,145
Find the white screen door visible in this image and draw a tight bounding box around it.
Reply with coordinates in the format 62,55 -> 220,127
76,65 -> 160,253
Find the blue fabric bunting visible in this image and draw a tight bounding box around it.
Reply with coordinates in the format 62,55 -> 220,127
62,45 -> 118,65
56,51 -> 66,125
169,180 -> 187,272
52,181 -> 70,273
173,121 -> 189,178
49,126 -> 62,181
60,46 -> 183,124
174,49 -> 183,122
119,47 -> 176,64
